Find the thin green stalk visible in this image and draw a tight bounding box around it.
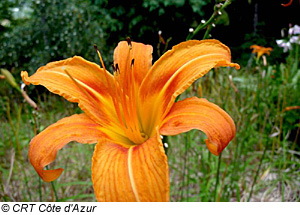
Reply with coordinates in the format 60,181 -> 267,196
272,86 -> 282,158
0,175 -> 7,201
186,0 -> 232,40
51,181 -> 58,202
180,132 -> 190,201
6,100 -> 21,156
186,132 -> 190,201
281,173 -> 285,202
257,66 -> 263,150
247,146 -> 267,202
291,120 -> 300,151
235,182 -> 240,202
21,165 -> 32,201
203,25 -> 212,40
214,151 -> 222,201
39,177 -> 42,201
46,166 -> 59,201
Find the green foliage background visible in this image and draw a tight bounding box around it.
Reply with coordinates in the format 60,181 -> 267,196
0,0 -> 213,75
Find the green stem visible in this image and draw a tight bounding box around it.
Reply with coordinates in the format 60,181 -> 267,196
186,0 -> 232,40
51,181 -> 59,202
6,100 -> 21,157
21,165 -> 32,201
214,151 -> 222,201
180,132 -> 190,201
281,173 -> 285,202
46,166 -> 59,201
39,177 -> 42,201
247,145 -> 267,202
186,132 -> 190,201
203,25 -> 212,40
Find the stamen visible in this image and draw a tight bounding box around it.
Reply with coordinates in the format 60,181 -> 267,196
158,30 -> 166,44
126,37 -> 132,50
94,44 -> 127,131
93,44 -> 146,144
94,44 -> 107,71
112,64 -> 117,73
115,63 -> 120,74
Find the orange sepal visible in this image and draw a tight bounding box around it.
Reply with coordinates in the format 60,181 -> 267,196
160,97 -> 236,156
29,114 -> 106,182
92,135 -> 169,202
21,56 -> 115,126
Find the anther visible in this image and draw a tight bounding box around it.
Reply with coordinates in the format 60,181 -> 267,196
112,64 -> 116,72
126,37 -> 132,49
93,44 -> 99,52
115,63 -> 120,74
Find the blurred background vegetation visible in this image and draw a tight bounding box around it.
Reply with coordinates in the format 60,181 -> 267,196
0,0 -> 299,201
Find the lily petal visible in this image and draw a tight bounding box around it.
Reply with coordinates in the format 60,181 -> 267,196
29,113 -> 106,182
139,40 -> 239,135
21,56 -> 115,126
114,41 -> 153,86
92,135 -> 169,202
160,97 -> 236,156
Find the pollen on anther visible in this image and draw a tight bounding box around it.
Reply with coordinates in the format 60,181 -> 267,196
126,37 -> 132,49
112,64 -> 116,72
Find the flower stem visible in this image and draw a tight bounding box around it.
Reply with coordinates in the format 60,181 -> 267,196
39,177 -> 42,201
214,151 -> 222,201
186,0 -> 232,40
5,99 -> 22,157
46,166 -> 59,201
247,144 -> 267,202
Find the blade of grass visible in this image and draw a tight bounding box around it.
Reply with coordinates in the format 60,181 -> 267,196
214,151 -> 222,201
247,144 -> 267,202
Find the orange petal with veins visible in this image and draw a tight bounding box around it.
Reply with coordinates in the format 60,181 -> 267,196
29,114 -> 106,182
114,41 -> 153,87
160,97 -> 236,155
139,39 -> 239,135
92,135 -> 169,201
21,56 -> 115,126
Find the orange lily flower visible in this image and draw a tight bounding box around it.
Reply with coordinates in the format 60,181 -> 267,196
21,39 -> 239,202
250,45 -> 273,60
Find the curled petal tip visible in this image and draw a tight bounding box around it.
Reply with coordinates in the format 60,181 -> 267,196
40,168 -> 64,182
160,97 -> 236,157
205,140 -> 220,156
231,63 -> 240,70
21,71 -> 30,85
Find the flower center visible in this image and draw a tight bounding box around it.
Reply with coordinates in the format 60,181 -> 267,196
95,40 -> 149,145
